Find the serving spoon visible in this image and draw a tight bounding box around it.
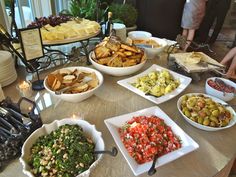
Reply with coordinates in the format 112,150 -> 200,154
148,154 -> 158,176
94,147 -> 118,157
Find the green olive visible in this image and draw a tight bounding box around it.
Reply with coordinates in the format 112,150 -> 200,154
182,107 -> 188,112
191,111 -> 198,117
190,117 -> 197,122
181,100 -> 187,107
221,120 -> 229,127
206,100 -> 214,105
218,106 -> 225,113
208,104 -> 217,110
209,121 -> 216,127
203,118 -> 210,126
197,117 -> 204,124
184,110 -> 191,117
209,116 -> 219,123
182,95 -> 188,101
202,108 -> 210,116
193,106 -> 201,111
224,118 -> 230,124
205,110 -> 211,116
209,108 -> 216,113
212,110 -> 219,117
187,101 -> 196,108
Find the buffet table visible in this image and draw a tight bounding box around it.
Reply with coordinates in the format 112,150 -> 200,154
1,53 -> 236,177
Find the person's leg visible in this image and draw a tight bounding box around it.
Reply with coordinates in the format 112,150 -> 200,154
181,29 -> 189,51
185,29 -> 195,51
182,29 -> 188,37
208,0 -> 231,44
196,0 -> 217,43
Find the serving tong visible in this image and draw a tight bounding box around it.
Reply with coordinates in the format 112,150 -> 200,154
55,76 -> 93,95
135,44 -> 155,49
197,60 -> 226,69
166,36 -> 233,82
0,97 -> 42,170
0,107 -> 31,133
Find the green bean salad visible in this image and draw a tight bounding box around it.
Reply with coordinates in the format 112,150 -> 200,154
29,124 -> 95,177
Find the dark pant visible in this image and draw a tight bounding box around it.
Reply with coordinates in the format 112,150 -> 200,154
196,0 -> 231,44
135,0 -> 185,40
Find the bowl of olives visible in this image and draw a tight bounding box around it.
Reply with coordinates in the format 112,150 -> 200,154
177,93 -> 236,131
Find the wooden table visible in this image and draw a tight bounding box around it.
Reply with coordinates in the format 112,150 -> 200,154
1,54 -> 236,177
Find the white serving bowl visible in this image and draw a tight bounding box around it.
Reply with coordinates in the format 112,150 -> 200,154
128,31 -> 152,40
89,52 -> 147,76
44,66 -> 103,103
143,37 -> 168,59
177,93 -> 236,131
205,77 -> 235,102
20,118 -> 105,177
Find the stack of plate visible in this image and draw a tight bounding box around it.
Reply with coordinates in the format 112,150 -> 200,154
0,50 -> 17,87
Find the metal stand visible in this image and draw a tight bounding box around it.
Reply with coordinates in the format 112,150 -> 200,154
43,38 -> 92,65
166,35 -> 225,81
32,71 -> 44,91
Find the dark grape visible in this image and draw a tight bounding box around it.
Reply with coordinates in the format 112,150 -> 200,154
27,15 -> 71,28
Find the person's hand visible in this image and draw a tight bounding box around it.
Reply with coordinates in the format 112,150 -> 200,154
224,56 -> 236,80
220,47 -> 236,80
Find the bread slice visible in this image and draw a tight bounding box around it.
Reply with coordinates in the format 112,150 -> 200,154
94,46 -> 111,59
121,44 -> 139,53
105,42 -> 120,52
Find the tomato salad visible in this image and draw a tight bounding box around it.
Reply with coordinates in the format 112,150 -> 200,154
208,79 -> 235,93
119,115 -> 181,164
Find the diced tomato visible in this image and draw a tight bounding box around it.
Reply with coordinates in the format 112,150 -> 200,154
118,115 -> 182,164
208,79 -> 235,93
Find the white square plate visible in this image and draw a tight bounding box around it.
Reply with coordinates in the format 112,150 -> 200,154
117,64 -> 192,104
104,106 -> 199,176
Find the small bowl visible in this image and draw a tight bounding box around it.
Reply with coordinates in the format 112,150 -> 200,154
205,77 -> 235,102
44,66 -> 103,103
20,118 -> 105,177
128,31 -> 152,40
89,52 -> 147,76
143,37 -> 168,59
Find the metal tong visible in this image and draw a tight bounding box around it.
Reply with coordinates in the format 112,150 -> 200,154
0,107 -> 32,131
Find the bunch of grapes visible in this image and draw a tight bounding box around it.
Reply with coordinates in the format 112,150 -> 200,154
27,15 -> 71,28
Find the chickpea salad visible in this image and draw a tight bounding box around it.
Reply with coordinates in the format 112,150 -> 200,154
29,124 -> 95,177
